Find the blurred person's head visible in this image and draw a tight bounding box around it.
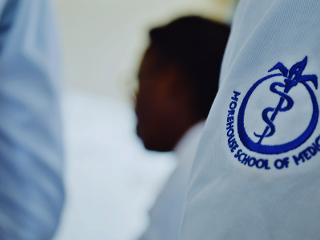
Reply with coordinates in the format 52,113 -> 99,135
135,16 -> 230,152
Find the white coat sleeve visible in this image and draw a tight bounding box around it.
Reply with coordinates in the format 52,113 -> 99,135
180,0 -> 320,239
0,0 -> 64,239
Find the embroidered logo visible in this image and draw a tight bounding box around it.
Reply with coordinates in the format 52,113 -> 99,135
226,57 -> 320,170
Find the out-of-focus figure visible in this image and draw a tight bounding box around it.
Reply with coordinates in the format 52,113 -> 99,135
0,0 -> 64,239
135,16 -> 230,240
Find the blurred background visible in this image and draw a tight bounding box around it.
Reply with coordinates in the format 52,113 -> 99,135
53,0 -> 237,239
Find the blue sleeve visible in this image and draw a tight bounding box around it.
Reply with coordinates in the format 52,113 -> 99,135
0,0 -> 65,239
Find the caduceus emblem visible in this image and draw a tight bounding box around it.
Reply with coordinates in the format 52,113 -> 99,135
238,56 -> 319,155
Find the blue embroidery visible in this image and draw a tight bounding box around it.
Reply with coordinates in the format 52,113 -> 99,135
238,56 -> 319,155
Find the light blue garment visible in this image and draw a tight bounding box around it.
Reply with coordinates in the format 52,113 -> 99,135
139,123 -> 203,240
180,0 -> 320,240
0,0 -> 64,239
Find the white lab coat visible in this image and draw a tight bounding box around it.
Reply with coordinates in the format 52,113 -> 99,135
139,122 -> 204,240
181,0 -> 320,239
0,1 -> 64,239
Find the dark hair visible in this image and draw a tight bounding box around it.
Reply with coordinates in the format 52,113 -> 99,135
149,16 -> 230,118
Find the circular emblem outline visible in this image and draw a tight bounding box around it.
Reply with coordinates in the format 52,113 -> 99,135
237,57 -> 319,155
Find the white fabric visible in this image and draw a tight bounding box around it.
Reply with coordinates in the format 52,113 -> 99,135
139,122 -> 204,240
0,1 -> 64,239
180,0 -> 320,240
